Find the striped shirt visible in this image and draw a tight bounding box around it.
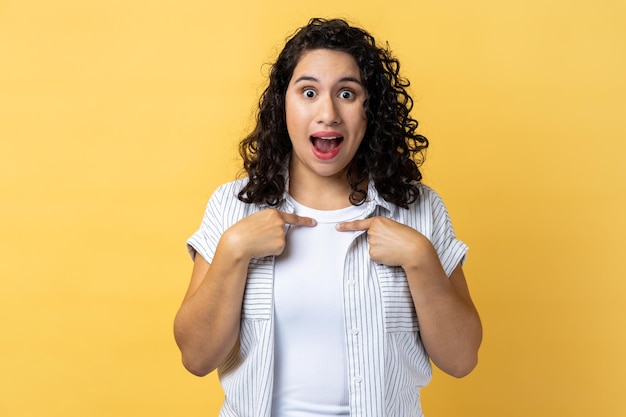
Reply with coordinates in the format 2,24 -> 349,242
187,179 -> 468,417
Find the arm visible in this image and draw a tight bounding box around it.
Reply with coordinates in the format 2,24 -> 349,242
337,217 -> 482,377
174,209 -> 316,376
404,254 -> 482,377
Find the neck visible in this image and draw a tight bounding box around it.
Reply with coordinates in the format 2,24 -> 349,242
288,170 -> 357,211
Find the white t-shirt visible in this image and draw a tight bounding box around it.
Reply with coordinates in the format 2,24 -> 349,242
271,197 -> 368,417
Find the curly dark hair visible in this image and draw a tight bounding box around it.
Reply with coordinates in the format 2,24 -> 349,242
238,18 -> 428,208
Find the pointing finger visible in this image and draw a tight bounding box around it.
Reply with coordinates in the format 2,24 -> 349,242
336,218 -> 371,232
280,212 -> 317,227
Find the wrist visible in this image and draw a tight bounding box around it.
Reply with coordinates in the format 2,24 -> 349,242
401,236 -> 438,271
219,228 -> 252,264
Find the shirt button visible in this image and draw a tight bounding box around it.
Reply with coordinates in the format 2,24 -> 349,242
347,280 -> 356,286
354,376 -> 362,383
351,328 -> 359,335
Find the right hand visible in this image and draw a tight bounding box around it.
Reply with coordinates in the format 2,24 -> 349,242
223,209 -> 316,260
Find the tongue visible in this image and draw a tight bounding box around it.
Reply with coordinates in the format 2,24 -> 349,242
313,138 -> 339,153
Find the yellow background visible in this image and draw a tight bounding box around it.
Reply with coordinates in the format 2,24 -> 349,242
1,0 -> 625,416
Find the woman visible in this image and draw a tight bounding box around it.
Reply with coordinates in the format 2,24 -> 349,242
174,18 -> 482,417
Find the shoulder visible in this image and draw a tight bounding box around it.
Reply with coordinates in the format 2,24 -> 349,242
391,184 -> 456,234
369,182 -> 444,218
407,183 -> 447,211
418,183 -> 442,199
212,177 -> 248,197
205,178 -> 264,225
206,178 -> 249,206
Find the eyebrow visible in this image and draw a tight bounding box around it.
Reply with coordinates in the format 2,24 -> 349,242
292,75 -> 363,85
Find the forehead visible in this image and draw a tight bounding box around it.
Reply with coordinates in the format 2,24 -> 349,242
291,49 -> 362,81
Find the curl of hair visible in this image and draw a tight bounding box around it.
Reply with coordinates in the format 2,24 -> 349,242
238,18 -> 428,208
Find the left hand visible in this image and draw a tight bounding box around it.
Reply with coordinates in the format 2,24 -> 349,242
336,216 -> 435,268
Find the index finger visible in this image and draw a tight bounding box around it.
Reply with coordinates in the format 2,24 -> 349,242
280,212 -> 317,227
336,218 -> 372,232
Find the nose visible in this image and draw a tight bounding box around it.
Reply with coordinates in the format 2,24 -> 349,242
316,94 -> 340,125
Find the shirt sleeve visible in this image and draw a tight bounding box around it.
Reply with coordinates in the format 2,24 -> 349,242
186,185 -> 227,263
426,187 -> 468,277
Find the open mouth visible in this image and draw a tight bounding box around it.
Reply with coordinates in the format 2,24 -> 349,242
310,136 -> 344,154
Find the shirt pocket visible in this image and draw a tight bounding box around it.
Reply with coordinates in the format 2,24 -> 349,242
376,264 -> 419,332
241,257 -> 274,320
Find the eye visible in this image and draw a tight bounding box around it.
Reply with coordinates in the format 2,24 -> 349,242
302,88 -> 316,98
339,90 -> 355,100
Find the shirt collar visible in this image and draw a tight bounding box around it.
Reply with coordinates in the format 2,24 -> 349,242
278,175 -> 396,217
363,179 -> 395,217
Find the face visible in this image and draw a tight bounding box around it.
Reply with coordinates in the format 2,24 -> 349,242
285,48 -> 367,184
